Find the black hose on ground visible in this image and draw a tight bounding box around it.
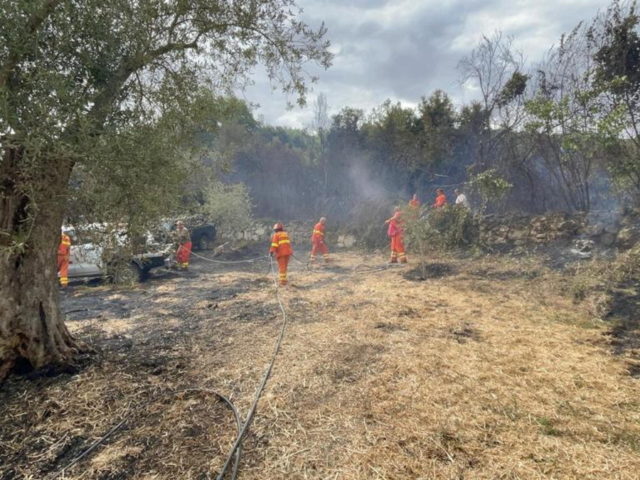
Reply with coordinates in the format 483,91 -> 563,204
52,251 -> 390,479
215,255 -> 290,480
190,251 -> 269,265
47,389 -> 243,480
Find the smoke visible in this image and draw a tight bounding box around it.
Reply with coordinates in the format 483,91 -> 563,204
347,157 -> 393,203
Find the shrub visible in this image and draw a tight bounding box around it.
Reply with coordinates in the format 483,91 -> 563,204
404,205 -> 478,252
201,182 -> 253,236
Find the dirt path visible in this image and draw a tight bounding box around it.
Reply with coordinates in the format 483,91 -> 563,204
1,251 -> 639,479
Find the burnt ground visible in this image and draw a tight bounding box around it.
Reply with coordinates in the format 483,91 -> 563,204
1,251 -> 640,479
603,276 -> 640,378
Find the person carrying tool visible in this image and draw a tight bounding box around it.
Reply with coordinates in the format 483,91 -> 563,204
174,220 -> 192,270
432,188 -> 447,208
57,229 -> 72,287
384,207 -> 407,264
310,217 -> 329,264
270,222 -> 293,285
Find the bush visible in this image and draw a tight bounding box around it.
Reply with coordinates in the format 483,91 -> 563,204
468,169 -> 513,212
404,205 -> 478,253
201,182 -> 253,236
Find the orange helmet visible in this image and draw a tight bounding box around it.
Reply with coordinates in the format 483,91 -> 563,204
273,222 -> 284,231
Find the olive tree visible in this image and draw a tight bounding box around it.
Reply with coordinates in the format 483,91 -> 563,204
0,0 -> 331,380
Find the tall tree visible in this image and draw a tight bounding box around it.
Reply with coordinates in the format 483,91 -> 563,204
0,0 -> 331,380
591,0 -> 640,193
311,92 -> 331,206
458,32 -> 527,172
417,90 -> 457,174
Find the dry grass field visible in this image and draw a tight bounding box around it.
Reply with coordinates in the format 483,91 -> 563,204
1,250 -> 639,479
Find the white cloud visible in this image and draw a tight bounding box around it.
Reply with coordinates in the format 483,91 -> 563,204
241,0 -> 611,128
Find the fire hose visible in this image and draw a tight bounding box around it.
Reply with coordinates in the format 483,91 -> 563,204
214,255 -> 289,479
52,246 -> 394,478
46,389 -> 243,480
189,251 -> 269,265
50,254 -> 289,480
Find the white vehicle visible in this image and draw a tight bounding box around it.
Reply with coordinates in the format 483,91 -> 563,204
64,225 -> 171,283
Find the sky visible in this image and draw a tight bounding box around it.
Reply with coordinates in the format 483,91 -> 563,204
242,0 -> 610,129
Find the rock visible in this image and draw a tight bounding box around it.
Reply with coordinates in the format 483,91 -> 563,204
508,229 -> 527,241
558,220 -> 577,232
574,239 -> 594,252
342,235 -> 356,248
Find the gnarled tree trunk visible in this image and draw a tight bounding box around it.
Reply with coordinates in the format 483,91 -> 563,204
0,148 -> 79,382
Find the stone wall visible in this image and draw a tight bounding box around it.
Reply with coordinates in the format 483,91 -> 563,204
219,209 -> 640,252
479,212 -> 585,247
478,209 -> 640,251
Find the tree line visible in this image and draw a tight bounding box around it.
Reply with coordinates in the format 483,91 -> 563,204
196,0 -> 640,224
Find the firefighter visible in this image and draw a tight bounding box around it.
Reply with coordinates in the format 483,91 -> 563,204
408,193 -> 421,220
174,220 -> 192,270
57,230 -> 72,287
384,207 -> 407,264
432,188 -> 447,208
310,217 -> 329,264
454,188 -> 470,209
270,222 -> 293,285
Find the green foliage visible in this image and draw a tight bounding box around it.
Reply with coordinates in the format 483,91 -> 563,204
498,71 -> 529,106
0,0 -> 332,248
417,90 -> 457,169
404,205 -> 478,253
201,182 -> 253,236
593,1 -> 640,94
589,1 -> 640,192
468,169 -> 513,211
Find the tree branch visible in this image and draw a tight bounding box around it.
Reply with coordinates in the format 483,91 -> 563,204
0,0 -> 64,89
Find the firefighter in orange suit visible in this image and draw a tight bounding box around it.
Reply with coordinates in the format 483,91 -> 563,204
174,220 -> 192,270
432,188 -> 447,208
57,231 -> 71,287
384,208 -> 407,264
408,193 -> 421,220
270,223 -> 293,285
310,217 -> 329,264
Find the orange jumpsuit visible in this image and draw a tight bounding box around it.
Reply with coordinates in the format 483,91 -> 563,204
57,233 -> 71,287
387,213 -> 407,263
408,197 -> 421,220
270,230 -> 293,285
433,193 -> 447,208
310,222 -> 329,263
175,227 -> 192,269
